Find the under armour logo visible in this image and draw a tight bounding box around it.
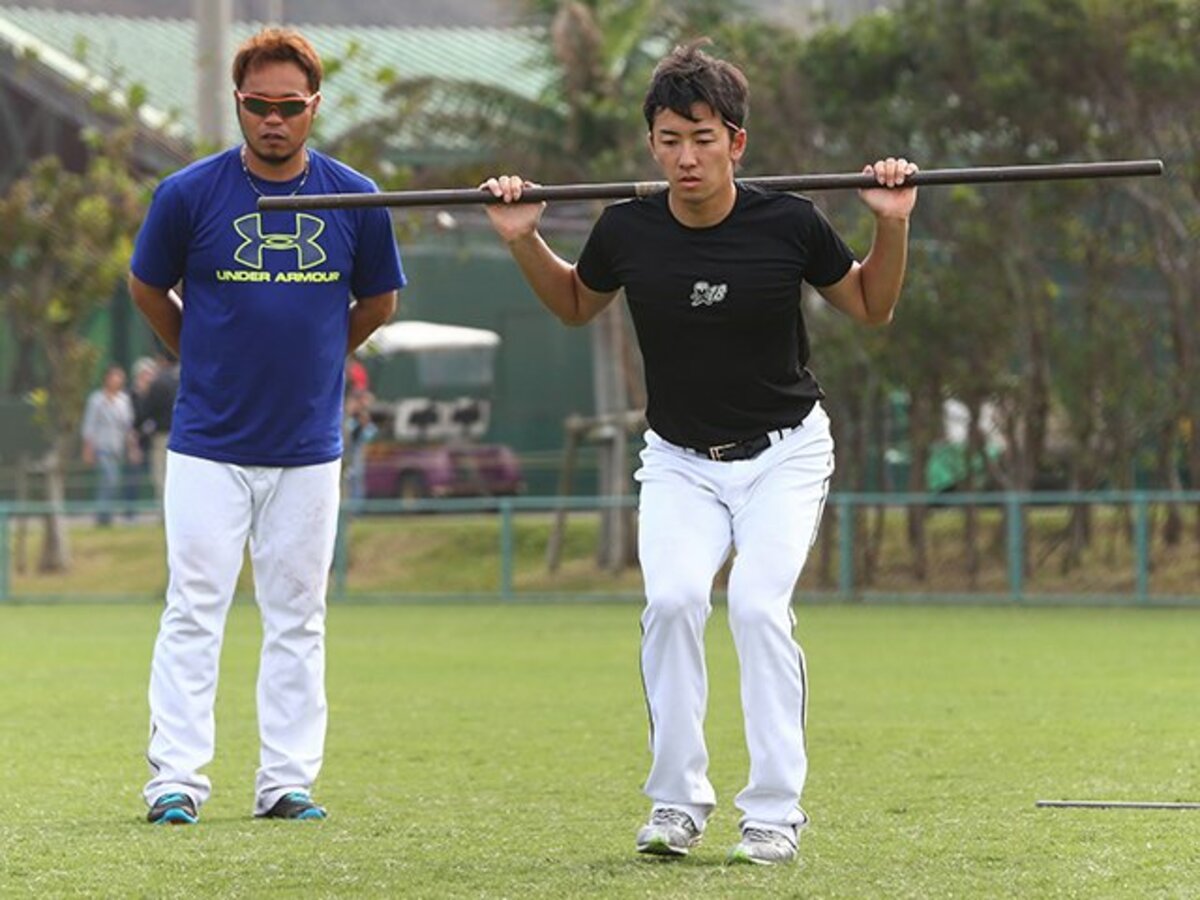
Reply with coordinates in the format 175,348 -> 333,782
233,213 -> 327,270
690,280 -> 728,307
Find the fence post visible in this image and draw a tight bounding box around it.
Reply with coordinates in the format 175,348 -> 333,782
1006,493 -> 1024,601
331,505 -> 349,601
837,495 -> 855,598
499,498 -> 514,601
1133,492 -> 1149,603
0,506 -> 9,602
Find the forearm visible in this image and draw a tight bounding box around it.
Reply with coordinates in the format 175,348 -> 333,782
507,231 -> 592,325
858,216 -> 910,325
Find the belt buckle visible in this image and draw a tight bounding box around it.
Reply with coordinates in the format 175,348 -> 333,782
708,441 -> 738,462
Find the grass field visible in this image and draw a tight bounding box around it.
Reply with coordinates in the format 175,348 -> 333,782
2,601 -> 1199,897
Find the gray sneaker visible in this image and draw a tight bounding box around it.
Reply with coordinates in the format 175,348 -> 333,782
636,807 -> 702,857
727,826 -> 798,865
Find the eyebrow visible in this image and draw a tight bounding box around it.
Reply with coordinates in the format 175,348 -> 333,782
656,124 -> 722,137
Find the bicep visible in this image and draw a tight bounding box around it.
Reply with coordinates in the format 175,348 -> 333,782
347,290 -> 398,353
353,290 -> 398,318
570,268 -> 620,324
128,273 -> 172,310
129,274 -> 183,354
814,261 -> 870,323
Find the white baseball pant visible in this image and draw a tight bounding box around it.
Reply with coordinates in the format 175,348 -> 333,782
144,450 -> 340,815
634,403 -> 834,837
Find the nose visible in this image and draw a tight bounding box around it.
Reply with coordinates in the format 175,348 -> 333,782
678,142 -> 698,167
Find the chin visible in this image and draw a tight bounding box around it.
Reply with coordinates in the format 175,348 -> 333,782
250,144 -> 299,165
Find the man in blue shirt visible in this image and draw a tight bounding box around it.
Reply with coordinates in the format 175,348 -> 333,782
129,27 -> 404,825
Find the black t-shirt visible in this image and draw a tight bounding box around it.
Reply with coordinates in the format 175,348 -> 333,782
576,183 -> 856,449
142,367 -> 180,434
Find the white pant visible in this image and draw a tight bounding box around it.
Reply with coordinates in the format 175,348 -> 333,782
634,404 -> 834,835
144,451 -> 341,815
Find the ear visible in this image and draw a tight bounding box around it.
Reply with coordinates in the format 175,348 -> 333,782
730,127 -> 747,162
646,130 -> 657,160
311,91 -> 322,117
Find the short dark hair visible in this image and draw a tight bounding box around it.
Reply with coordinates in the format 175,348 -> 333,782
642,40 -> 749,132
232,27 -> 323,93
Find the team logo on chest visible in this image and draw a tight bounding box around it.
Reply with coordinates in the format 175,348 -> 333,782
690,280 -> 728,307
233,213 -> 327,270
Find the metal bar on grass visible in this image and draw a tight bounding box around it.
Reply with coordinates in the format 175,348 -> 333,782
257,159 -> 1164,211
1036,800 -> 1200,810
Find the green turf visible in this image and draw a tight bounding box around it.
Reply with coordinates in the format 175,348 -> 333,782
1,603 -> 1199,897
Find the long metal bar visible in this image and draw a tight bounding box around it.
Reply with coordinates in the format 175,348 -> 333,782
1036,800 -> 1200,810
258,159 -> 1163,211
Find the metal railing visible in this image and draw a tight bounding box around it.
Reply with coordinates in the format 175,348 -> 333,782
1,491 -> 1198,604
825,490 -> 1200,606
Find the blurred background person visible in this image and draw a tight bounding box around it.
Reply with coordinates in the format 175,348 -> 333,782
141,352 -> 181,506
345,356 -> 370,394
80,363 -> 137,527
127,356 -> 159,517
342,387 -> 377,512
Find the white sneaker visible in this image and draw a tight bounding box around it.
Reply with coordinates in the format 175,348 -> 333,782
727,826 -> 798,865
635,807 -> 702,857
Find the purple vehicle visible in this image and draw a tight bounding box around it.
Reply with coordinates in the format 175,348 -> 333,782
358,321 -> 524,500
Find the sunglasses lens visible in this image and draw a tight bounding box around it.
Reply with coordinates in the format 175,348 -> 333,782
241,96 -> 271,116
240,96 -> 310,117
277,100 -> 309,117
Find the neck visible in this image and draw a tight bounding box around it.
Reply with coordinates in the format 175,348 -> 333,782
667,179 -> 737,228
241,144 -> 308,182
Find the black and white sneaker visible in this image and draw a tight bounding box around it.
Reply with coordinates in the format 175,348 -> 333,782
147,792 -> 198,825
635,807 -> 702,856
257,791 -> 327,821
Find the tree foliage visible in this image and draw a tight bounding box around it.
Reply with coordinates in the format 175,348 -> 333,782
771,0 -> 1199,577
0,127 -> 148,569
340,0 -> 1197,513
761,0 -> 1200,501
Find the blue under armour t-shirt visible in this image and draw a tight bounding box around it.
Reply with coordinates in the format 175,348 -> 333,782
130,147 -> 405,466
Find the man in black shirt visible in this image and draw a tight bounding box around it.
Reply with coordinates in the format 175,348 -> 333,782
484,40 -> 917,865
141,356 -> 180,505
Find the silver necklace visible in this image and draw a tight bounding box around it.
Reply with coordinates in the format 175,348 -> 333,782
239,146 -> 310,198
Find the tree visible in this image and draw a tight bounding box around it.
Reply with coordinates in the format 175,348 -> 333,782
0,128 -> 147,571
769,0 -> 1196,584
1074,0 -> 1200,542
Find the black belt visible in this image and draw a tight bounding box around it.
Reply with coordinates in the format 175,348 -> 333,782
692,427 -> 796,462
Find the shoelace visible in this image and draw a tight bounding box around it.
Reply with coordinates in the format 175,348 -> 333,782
741,827 -> 793,848
651,808 -> 696,832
